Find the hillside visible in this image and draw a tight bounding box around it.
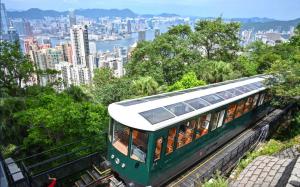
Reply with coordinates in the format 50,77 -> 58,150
241,18 -> 300,31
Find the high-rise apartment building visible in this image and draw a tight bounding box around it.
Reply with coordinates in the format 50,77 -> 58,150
70,25 -> 90,67
0,3 -> 9,35
138,30 -> 146,42
69,11 -> 76,27
70,25 -> 92,84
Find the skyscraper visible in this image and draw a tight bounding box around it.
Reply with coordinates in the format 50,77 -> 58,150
7,27 -> 20,42
127,20 -> 132,34
138,30 -> 146,42
0,3 -> 9,35
69,11 -> 76,27
70,25 -> 90,67
154,28 -> 160,38
70,25 -> 91,84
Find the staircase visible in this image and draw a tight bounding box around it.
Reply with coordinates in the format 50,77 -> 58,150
74,164 -> 111,187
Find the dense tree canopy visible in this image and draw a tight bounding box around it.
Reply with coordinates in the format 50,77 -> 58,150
0,41 -> 35,97
126,18 -> 241,85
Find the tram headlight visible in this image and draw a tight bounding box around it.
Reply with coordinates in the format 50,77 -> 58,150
111,154 -> 115,159
121,163 -> 126,168
115,158 -> 120,164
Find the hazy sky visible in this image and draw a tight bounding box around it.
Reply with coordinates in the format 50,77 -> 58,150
3,0 -> 300,20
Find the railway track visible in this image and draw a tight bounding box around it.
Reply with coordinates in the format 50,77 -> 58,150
167,108 -> 284,187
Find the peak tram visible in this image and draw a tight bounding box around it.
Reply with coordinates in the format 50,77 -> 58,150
107,75 -> 271,186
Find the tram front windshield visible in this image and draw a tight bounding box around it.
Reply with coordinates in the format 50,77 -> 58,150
111,120 -> 148,162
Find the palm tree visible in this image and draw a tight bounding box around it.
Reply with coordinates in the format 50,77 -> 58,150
132,76 -> 159,96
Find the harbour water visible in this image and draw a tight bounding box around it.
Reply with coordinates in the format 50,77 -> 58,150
50,24 -> 172,52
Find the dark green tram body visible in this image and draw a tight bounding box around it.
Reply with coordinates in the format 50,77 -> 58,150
107,76 -> 271,186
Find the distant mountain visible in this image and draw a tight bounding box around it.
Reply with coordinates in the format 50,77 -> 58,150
74,8 -> 137,19
229,17 -> 276,23
241,18 -> 300,31
8,8 -> 64,19
7,8 -> 179,19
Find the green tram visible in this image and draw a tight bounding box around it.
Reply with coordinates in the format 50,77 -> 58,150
107,75 -> 271,186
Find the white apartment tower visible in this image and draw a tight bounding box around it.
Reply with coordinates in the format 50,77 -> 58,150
70,25 -> 92,84
70,25 -> 90,67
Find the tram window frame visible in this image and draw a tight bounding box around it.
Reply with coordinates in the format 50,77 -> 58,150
252,94 -> 260,109
210,110 -> 225,131
235,100 -> 246,118
130,129 -> 149,163
154,137 -> 163,161
243,96 -> 254,113
225,104 -> 237,123
195,114 -> 211,139
258,93 -> 265,106
112,121 -> 130,156
166,127 -> 177,155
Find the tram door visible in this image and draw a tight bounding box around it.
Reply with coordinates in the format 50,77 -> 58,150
152,130 -> 167,170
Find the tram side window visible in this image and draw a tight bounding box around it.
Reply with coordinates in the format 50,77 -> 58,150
195,114 -> 211,139
185,121 -> 195,145
112,122 -> 130,156
166,127 -> 177,155
210,110 -> 225,131
154,137 -> 163,161
235,100 -> 246,118
225,104 -> 237,123
177,122 -> 193,148
258,93 -> 265,106
176,125 -> 187,148
244,96 -> 254,113
130,130 -> 148,162
252,94 -> 260,109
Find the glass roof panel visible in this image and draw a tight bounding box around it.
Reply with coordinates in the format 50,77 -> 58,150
185,98 -> 210,110
145,95 -> 169,101
165,102 -> 194,116
245,83 -> 258,90
118,99 -> 148,106
140,107 -> 175,124
254,82 -> 264,88
201,94 -> 224,104
236,86 -> 250,93
227,88 -> 243,96
216,91 -> 235,99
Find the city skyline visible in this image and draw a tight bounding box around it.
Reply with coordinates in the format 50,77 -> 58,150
3,0 -> 300,20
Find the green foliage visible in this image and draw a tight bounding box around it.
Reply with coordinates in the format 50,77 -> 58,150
267,60 -> 300,104
192,17 -> 241,61
93,67 -> 114,87
168,72 -> 206,91
126,18 -> 241,85
0,41 -> 35,96
131,76 -> 160,96
232,56 -> 259,76
14,89 -> 108,152
201,171 -> 228,187
192,60 -> 241,84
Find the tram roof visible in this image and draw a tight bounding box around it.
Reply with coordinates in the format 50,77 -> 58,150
108,75 -> 268,131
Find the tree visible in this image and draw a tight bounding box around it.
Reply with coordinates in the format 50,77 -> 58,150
0,41 -> 35,96
192,60 -> 241,83
192,17 -> 241,61
93,67 -> 114,88
168,72 -> 206,91
131,76 -> 160,96
92,77 -> 135,106
232,56 -> 259,76
15,90 -> 109,152
267,60 -> 300,105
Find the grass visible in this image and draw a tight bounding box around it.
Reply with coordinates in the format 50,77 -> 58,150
200,171 -> 229,187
